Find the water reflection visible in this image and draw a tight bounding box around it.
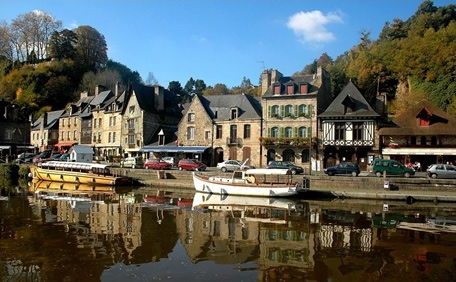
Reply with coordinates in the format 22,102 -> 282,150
0,187 -> 456,281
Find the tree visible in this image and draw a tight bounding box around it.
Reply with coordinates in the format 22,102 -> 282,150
145,72 -> 158,85
168,81 -> 184,95
106,60 -> 142,85
47,29 -> 77,60
74,25 -> 108,71
212,83 -> 229,95
10,10 -> 62,60
194,79 -> 206,94
317,53 -> 333,69
78,69 -> 122,95
184,77 -> 195,94
0,21 -> 14,61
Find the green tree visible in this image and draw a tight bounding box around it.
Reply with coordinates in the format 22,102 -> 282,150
194,79 -> 206,94
74,25 -> 107,71
47,29 -> 77,60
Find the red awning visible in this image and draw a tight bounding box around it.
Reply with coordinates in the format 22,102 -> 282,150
54,142 -> 77,147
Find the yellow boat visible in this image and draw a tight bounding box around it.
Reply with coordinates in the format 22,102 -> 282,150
29,179 -> 115,193
30,161 -> 132,186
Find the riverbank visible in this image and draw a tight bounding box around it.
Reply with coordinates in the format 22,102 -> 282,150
120,168 -> 456,203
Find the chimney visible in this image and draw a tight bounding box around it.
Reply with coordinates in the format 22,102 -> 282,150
261,70 -> 271,95
115,81 -> 119,97
80,91 -> 88,99
95,85 -> 100,96
376,92 -> 387,116
271,70 -> 282,83
154,85 -> 165,111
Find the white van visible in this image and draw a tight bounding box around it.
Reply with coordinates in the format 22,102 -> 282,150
120,157 -> 144,169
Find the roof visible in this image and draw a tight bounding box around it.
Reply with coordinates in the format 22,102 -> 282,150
262,74 -> 319,97
197,93 -> 262,121
127,83 -> 181,117
69,145 -> 94,154
319,81 -> 380,118
379,100 -> 456,135
90,90 -> 113,107
31,110 -> 65,131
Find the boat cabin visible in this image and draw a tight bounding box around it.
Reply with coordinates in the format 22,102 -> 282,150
39,161 -> 113,176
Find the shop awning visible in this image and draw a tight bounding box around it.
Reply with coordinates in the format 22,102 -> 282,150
382,148 -> 456,156
0,146 -> 11,150
17,145 -> 35,149
54,142 -> 77,147
140,146 -> 209,153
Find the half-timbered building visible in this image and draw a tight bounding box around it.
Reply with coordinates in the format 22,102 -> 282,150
319,82 -> 380,170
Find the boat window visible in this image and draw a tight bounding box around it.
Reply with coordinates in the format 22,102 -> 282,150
233,171 -> 243,179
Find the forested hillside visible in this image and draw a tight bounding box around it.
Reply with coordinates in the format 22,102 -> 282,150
298,0 -> 456,117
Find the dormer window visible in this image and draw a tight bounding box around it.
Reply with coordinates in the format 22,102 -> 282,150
300,83 -> 308,94
287,84 -> 294,95
273,85 -> 280,95
231,108 -> 238,119
416,107 -> 431,127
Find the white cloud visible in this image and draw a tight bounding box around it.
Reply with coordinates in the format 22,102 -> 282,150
68,20 -> 79,29
287,10 -> 343,43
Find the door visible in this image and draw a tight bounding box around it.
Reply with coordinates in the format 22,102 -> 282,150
242,147 -> 251,165
229,147 -> 237,161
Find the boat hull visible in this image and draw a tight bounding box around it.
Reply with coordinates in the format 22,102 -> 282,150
193,173 -> 300,197
30,166 -> 131,186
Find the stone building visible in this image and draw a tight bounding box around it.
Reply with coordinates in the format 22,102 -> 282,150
319,81 -> 381,171
260,66 -> 332,171
176,93 -> 262,166
0,100 -> 31,158
30,109 -> 64,153
379,100 -> 456,169
121,83 -> 181,158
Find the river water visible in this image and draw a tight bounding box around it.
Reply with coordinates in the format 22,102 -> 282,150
1,185 -> 456,281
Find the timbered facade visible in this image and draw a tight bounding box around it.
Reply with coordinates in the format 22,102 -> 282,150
319,82 -> 380,170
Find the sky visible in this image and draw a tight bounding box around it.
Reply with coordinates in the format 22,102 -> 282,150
1,0 -> 454,88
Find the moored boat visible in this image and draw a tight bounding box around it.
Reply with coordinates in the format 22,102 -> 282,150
192,168 -> 303,197
192,192 -> 296,210
30,161 -> 132,186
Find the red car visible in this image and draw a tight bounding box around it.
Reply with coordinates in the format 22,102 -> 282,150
178,159 -> 207,171
144,159 -> 172,170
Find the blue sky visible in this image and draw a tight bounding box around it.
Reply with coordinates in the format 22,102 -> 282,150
1,0 -> 453,88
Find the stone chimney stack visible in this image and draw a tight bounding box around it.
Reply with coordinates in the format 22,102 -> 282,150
271,70 -> 283,83
376,92 -> 387,116
80,91 -> 88,99
261,70 -> 271,95
95,85 -> 100,96
115,81 -> 119,97
154,85 -> 165,111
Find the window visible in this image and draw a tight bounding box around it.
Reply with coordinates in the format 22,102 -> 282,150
129,106 -> 135,114
287,85 -> 294,94
128,119 -> 135,130
335,122 -> 344,141
299,127 -> 307,137
244,124 -> 251,139
98,132 -> 101,141
271,105 -> 279,117
230,108 -> 238,119
73,130 -> 77,140
285,127 -> 293,137
108,132 -> 112,143
216,125 -> 222,139
431,136 -> 437,145
301,149 -> 309,162
353,122 -> 363,141
271,127 -> 279,138
230,125 -> 237,141
94,118 -> 97,128
5,130 -> 12,140
67,131 -> 70,140
300,84 -> 308,94
298,104 -> 307,116
99,118 -> 102,127
205,131 -> 211,140
74,117 -> 77,125
128,135 -> 134,144
421,136 -> 427,145
273,85 -> 280,95
188,113 -> 195,122
113,116 -> 116,126
109,117 -> 112,126
411,136 -> 416,145
187,127 -> 195,140
113,132 -> 116,143
285,105 -> 293,117
88,119 -> 91,128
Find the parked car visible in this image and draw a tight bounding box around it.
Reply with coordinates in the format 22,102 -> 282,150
427,164 -> 456,179
120,157 -> 144,169
15,152 -> 36,164
58,153 -> 70,162
33,149 -> 52,164
267,161 -> 304,175
217,159 -> 254,172
144,159 -> 172,170
51,153 -> 61,160
324,162 -> 360,177
178,159 -> 207,171
161,156 -> 178,167
372,159 -> 415,178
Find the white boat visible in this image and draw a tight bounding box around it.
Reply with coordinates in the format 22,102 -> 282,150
192,168 -> 303,197
192,192 -> 296,211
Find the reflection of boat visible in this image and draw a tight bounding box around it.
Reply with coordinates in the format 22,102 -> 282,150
192,192 -> 296,211
193,169 -> 303,197
397,218 -> 456,234
29,179 -> 115,194
30,161 -> 132,186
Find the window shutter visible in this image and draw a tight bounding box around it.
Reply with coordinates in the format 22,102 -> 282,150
268,106 -> 271,118
280,105 -> 285,117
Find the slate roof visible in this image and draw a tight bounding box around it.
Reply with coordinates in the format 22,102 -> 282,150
128,83 -> 181,117
197,93 -> 262,121
262,74 -> 319,97
31,110 -> 65,131
379,100 -> 456,135
319,81 -> 380,118
144,127 -> 178,146
90,90 -> 113,107
70,145 -> 94,154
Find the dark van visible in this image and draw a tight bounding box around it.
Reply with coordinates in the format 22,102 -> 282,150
372,159 -> 415,178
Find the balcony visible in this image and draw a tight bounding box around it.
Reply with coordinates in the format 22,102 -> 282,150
259,137 -> 315,147
226,137 -> 242,146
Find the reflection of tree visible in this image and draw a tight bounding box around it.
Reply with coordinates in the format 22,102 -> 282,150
129,209 -> 179,263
